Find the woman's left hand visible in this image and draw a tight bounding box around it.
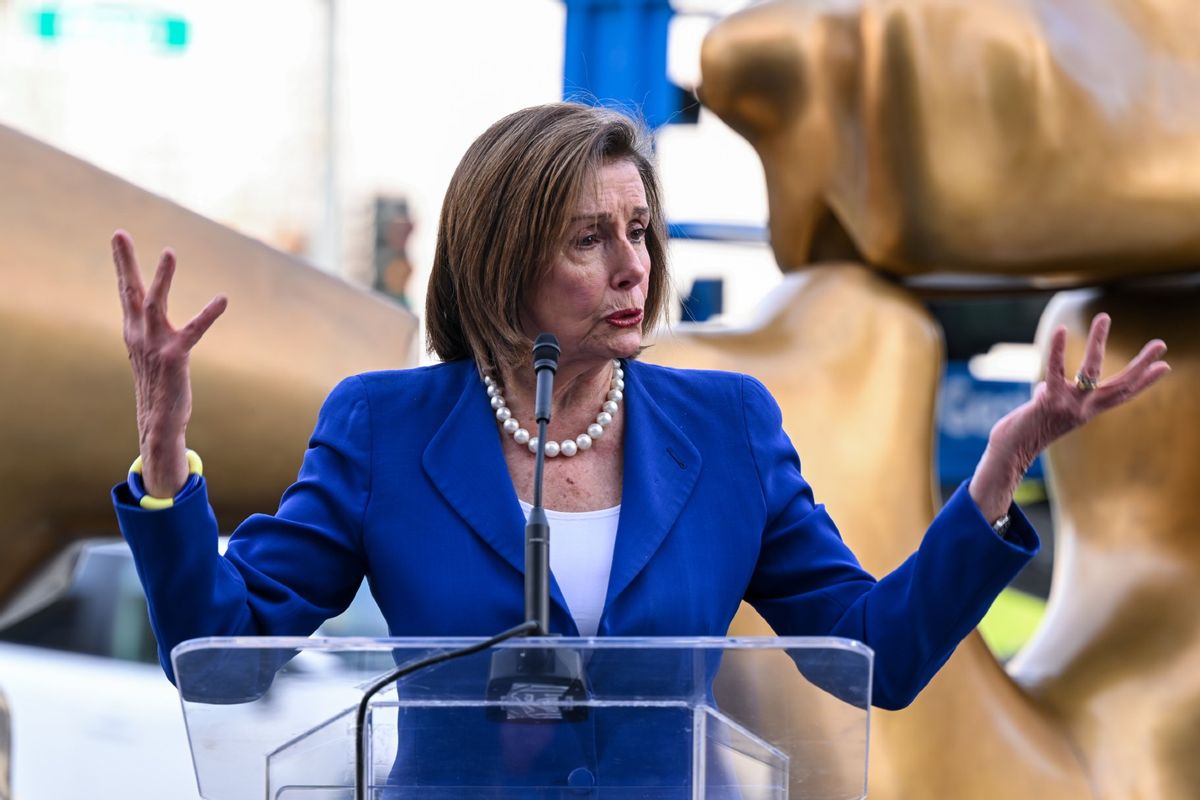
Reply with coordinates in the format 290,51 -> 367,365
969,313 -> 1170,523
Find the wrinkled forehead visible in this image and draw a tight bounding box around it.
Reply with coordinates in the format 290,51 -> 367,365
570,158 -> 650,217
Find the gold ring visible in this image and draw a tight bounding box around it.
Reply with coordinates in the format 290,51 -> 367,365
1075,371 -> 1098,392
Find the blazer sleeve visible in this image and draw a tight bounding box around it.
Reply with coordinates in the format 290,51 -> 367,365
739,375 -> 1038,710
113,376 -> 372,682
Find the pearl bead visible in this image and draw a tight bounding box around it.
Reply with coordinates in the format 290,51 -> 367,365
483,368 -> 621,458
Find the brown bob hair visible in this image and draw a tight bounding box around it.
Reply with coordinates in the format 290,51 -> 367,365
425,102 -> 670,374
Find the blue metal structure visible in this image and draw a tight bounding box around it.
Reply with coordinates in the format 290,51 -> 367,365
667,221 -> 768,243
561,0 -> 687,129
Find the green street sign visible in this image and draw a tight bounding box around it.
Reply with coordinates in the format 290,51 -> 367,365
30,5 -> 189,52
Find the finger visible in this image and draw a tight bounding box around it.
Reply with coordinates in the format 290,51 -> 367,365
1077,313 -> 1111,383
1045,325 -> 1067,386
178,295 -> 228,351
1087,338 -> 1167,410
144,249 -> 177,334
1103,338 -> 1168,387
111,230 -> 146,318
1129,360 -> 1172,395
1088,360 -> 1171,414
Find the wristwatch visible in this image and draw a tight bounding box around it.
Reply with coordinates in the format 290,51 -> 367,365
992,513 -> 1012,539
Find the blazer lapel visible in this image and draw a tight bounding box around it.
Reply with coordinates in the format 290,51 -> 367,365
421,363 -> 573,626
603,361 -> 702,615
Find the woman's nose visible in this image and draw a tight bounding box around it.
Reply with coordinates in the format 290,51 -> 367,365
611,237 -> 648,290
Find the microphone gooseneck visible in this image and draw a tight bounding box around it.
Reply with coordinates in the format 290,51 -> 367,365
526,333 -> 559,634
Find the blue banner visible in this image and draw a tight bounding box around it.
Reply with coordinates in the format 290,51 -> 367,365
938,361 -> 1044,485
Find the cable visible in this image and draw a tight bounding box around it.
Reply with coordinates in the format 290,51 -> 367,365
353,620 -> 540,800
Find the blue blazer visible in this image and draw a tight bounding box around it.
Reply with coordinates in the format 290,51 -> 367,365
115,358 -> 1036,711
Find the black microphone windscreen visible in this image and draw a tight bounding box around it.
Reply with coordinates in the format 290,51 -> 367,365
532,333 -> 561,372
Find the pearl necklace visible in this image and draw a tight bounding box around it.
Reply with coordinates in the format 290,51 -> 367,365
486,360 -> 624,457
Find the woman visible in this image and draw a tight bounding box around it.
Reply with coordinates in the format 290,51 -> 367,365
112,102 -> 1168,779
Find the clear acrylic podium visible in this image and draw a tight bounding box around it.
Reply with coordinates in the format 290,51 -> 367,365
172,637 -> 872,799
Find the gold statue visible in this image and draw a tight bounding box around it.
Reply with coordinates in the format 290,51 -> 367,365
0,690 -> 9,800
686,0 -> 1200,797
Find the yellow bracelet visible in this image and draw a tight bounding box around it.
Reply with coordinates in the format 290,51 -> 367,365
128,449 -> 203,510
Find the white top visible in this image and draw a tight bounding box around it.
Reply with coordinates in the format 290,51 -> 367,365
519,500 -> 621,637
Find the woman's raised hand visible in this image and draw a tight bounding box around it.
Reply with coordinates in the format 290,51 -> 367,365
969,313 -> 1170,522
112,230 -> 228,498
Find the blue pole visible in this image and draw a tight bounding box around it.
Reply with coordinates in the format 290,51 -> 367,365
562,0 -> 679,129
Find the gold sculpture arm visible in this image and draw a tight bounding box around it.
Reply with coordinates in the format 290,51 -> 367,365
0,123 -> 418,617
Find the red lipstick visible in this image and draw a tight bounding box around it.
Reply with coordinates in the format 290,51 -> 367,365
605,309 -> 643,328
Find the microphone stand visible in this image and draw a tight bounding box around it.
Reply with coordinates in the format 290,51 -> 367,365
524,333 -> 559,635
486,333 -> 587,722
356,335 -> 581,795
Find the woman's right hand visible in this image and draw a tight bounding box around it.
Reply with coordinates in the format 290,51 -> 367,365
112,230 -> 228,498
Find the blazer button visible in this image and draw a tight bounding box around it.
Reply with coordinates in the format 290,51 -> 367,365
567,766 -> 596,793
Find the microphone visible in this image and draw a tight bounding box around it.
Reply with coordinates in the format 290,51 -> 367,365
532,333 -> 560,423
526,333 -> 559,634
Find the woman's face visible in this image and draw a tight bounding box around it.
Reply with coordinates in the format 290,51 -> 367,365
523,159 -> 652,369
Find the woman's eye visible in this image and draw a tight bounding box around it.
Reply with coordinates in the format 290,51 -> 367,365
629,226 -> 647,243
575,233 -> 599,248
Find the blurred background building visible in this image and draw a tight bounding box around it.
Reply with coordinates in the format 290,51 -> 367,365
0,0 -> 782,320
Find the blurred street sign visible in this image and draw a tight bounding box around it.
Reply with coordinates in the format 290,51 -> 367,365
938,361 -> 1044,485
29,4 -> 189,53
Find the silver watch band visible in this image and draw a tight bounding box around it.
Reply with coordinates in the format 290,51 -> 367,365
992,513 -> 1012,539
